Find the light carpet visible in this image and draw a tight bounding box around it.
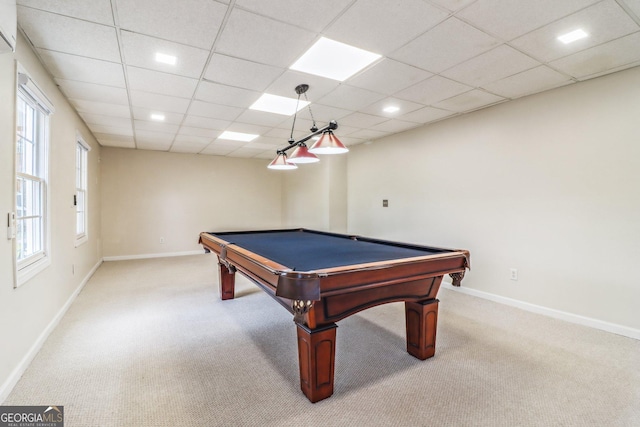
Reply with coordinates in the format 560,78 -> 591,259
4,254 -> 639,426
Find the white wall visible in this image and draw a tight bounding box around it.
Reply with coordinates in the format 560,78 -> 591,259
0,32 -> 102,400
347,67 -> 640,332
100,147 -> 284,258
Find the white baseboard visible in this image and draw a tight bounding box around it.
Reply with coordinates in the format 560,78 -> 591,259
103,250 -> 205,262
0,259 -> 103,403
442,282 -> 640,341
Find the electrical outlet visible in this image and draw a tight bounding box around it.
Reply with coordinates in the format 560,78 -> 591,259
160,237 -> 165,244
510,268 -> 518,281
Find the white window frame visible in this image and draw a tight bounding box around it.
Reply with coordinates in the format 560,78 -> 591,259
14,66 -> 54,287
75,133 -> 90,247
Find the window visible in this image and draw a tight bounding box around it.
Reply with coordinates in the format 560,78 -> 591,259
75,135 -> 90,246
14,69 -> 53,286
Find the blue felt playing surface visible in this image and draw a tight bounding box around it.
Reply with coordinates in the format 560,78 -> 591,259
212,230 -> 445,271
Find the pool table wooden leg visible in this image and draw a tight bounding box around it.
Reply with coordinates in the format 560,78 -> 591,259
405,299 -> 439,360
296,323 -> 337,403
217,261 -> 235,300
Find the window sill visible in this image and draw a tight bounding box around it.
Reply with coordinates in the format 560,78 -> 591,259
74,235 -> 88,248
16,256 -> 51,288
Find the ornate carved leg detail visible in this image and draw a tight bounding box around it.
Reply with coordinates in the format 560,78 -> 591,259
450,270 -> 465,287
405,299 -> 439,360
217,259 -> 236,300
292,299 -> 314,324
296,323 -> 337,403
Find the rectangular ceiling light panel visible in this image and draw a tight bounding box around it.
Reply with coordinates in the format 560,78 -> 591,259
249,93 -> 310,116
218,131 -> 259,142
290,37 -> 381,81
557,29 -> 588,44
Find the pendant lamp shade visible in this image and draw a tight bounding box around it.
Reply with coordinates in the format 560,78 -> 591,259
268,153 -> 297,170
288,144 -> 320,163
308,131 -> 349,154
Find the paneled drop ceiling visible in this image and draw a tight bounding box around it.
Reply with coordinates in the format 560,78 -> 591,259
16,0 -> 640,158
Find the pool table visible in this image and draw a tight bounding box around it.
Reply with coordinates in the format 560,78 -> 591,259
198,229 -> 470,402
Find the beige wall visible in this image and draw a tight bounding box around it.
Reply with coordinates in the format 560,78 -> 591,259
347,67 -> 640,331
0,33 -> 102,399
100,147 -> 284,258
282,154 -> 348,232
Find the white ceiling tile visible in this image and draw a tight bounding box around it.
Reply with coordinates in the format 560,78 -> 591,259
370,119 -> 421,133
482,66 -> 573,99
441,45 -> 541,87
398,106 -> 456,124
195,81 -> 261,108
17,7 -> 120,61
234,110 -> 288,127
264,71 -> 340,100
390,17 -> 501,73
204,54 -> 284,92
359,97 -> 425,117
17,0 -> 114,24
56,79 -> 129,105
395,75 -> 472,104
200,144 -> 237,156
130,91 -> 191,114
135,130 -> 176,143
120,31 -> 209,79
136,140 -> 173,151
115,0 -> 227,49
127,67 -> 198,99
317,85 -> 386,111
511,0 -> 640,63
325,0 -> 449,54
80,113 -> 132,129
134,120 -> 180,134
549,32 -> 640,79
428,0 -> 477,12
215,9 -> 317,67
177,126 -> 220,139
227,147 -> 266,158
246,136 -> 282,148
37,50 -> 125,87
339,112 -> 389,128
132,108 -> 184,125
174,134 -> 214,145
622,0 -> 640,16
243,141 -> 280,150
234,0 -> 351,32
182,115 -> 231,130
88,124 -> 134,137
94,133 -> 135,148
457,0 -> 601,41
434,89 -> 505,112
189,101 -> 243,121
224,122 -> 271,136
348,59 -> 433,95
305,103 -> 352,123
70,99 -> 131,118
170,141 -> 208,154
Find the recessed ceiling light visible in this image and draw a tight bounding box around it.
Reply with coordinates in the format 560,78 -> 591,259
557,29 -> 588,44
290,37 -> 381,81
218,131 -> 259,142
249,93 -> 309,116
383,106 -> 400,113
150,113 -> 165,121
155,52 -> 177,65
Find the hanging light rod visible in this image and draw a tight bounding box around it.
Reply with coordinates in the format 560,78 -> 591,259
268,84 -> 348,170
